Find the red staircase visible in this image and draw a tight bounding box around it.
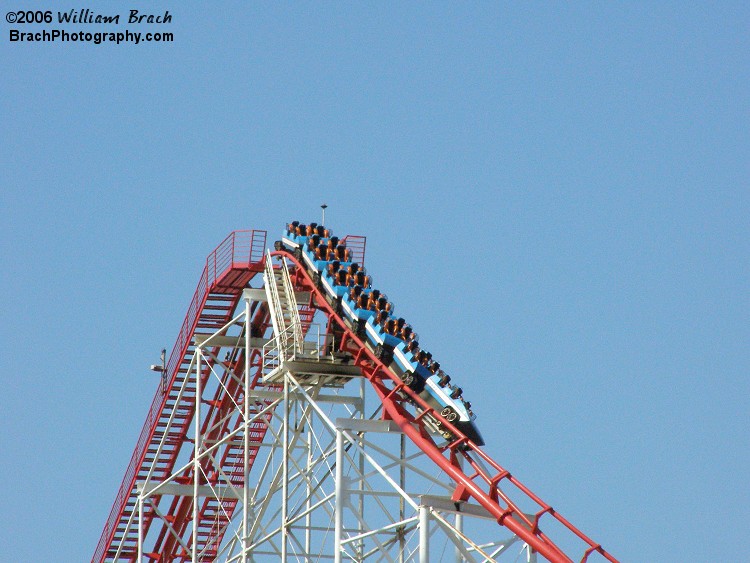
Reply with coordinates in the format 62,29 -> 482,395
93,231 -> 266,562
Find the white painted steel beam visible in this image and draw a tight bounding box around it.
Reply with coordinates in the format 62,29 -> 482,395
193,334 -> 269,348
419,495 -> 495,520
242,287 -> 311,304
138,482 -> 244,499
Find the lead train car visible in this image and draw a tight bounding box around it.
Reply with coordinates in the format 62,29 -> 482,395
277,223 -> 484,447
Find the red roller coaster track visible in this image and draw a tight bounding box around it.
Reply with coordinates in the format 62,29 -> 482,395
93,228 -> 618,563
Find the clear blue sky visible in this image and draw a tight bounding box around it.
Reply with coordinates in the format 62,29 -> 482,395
1,2 -> 748,561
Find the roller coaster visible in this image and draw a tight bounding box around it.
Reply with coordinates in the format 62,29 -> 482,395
93,225 -> 619,563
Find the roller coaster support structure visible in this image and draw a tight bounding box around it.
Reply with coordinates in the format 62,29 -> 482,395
93,229 -> 618,563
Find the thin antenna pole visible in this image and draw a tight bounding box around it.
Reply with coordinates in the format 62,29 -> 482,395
321,203 -> 328,226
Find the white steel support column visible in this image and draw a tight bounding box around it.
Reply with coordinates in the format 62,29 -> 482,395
455,455 -> 463,563
357,378 -> 366,561
281,372 -> 289,562
399,433 -> 406,563
419,505 -> 430,563
334,428 -> 344,563
305,422 -> 312,557
242,299 -> 250,563
454,513 -> 463,562
192,348 -> 202,563
137,493 -> 144,562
